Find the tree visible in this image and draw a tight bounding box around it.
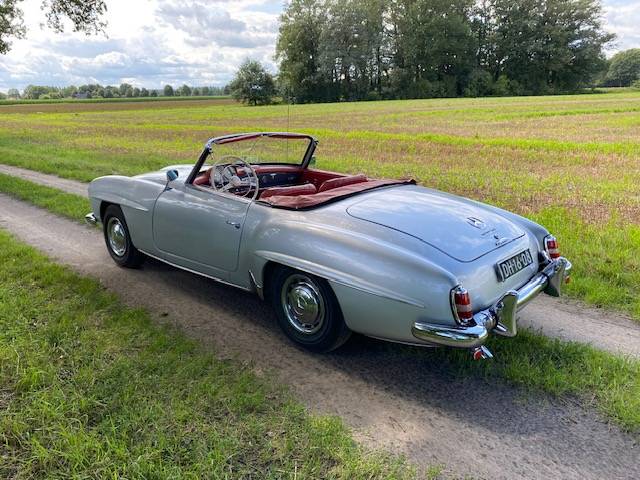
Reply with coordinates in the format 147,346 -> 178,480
150,90 -> 158,97
163,85 -> 174,96
276,0 -> 327,103
229,60 -> 276,106
1,0 -> 107,54
178,84 -> 192,96
7,88 -> 20,99
132,87 -> 141,97
201,86 -> 210,96
605,49 -> 640,87
140,87 -> 149,97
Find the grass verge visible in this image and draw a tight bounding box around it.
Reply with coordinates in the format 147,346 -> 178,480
0,229 -> 420,478
0,173 -> 90,222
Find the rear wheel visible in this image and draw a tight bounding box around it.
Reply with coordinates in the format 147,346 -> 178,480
102,204 -> 145,268
268,266 -> 351,352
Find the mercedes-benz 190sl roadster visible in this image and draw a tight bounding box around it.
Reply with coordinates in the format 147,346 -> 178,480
86,132 -> 571,359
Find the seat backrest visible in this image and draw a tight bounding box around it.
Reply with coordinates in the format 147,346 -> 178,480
259,183 -> 317,199
318,174 -> 367,193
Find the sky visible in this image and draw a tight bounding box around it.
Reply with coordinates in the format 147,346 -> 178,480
0,0 -> 638,92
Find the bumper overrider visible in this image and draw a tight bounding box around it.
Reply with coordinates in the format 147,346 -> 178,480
411,257 -> 572,349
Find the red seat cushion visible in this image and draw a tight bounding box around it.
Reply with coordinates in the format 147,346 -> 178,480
318,174 -> 367,192
259,183 -> 317,199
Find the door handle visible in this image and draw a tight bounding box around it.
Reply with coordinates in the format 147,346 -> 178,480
226,220 -> 241,229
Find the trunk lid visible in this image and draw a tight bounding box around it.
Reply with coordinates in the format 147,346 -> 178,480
346,186 -> 525,262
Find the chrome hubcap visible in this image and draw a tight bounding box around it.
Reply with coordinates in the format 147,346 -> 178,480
107,217 -> 127,257
281,274 -> 325,335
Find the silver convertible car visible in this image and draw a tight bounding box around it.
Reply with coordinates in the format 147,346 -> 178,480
86,132 -> 571,359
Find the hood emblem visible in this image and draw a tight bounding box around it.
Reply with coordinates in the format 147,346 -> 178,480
494,234 -> 509,246
467,217 -> 486,229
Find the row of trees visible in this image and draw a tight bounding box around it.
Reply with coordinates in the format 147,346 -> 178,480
603,49 -> 640,88
6,83 -> 227,100
276,0 -> 615,102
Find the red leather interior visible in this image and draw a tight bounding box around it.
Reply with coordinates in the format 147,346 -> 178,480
259,179 -> 415,209
193,169 -> 211,186
259,183 -> 317,199
318,174 -> 368,192
301,169 -> 343,188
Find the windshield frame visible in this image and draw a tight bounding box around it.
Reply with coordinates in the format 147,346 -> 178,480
187,132 -> 317,185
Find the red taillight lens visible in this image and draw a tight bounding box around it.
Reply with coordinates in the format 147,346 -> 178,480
545,235 -> 561,259
453,287 -> 473,325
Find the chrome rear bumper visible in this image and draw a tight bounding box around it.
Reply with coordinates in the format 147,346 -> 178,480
411,257 -> 572,348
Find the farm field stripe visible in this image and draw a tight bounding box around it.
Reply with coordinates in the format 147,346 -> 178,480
0,192 -> 639,479
0,164 -> 639,359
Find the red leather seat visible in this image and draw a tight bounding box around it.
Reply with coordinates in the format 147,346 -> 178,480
259,183 -> 317,199
318,174 -> 367,192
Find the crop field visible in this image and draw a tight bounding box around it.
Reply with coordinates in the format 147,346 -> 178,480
0,91 -> 639,319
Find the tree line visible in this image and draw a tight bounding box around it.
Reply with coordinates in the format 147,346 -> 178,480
2,83 -> 228,100
275,0 -> 615,103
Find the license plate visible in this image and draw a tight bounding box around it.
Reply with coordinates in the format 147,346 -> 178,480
496,249 -> 533,282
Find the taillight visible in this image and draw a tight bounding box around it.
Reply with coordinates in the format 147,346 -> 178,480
545,235 -> 561,259
453,287 -> 473,325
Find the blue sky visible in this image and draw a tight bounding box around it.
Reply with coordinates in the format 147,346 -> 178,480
0,0 -> 638,92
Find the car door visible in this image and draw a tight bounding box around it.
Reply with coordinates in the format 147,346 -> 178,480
152,183 -> 249,274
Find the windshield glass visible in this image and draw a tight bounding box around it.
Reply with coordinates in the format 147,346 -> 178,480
207,135 -> 312,166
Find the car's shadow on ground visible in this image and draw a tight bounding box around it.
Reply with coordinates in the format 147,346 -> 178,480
138,257 -> 600,441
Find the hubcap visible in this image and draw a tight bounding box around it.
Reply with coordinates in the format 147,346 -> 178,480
107,217 -> 127,257
281,274 -> 325,335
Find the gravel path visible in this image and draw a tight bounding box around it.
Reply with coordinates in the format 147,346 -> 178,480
0,164 -> 88,197
1,193 -> 638,479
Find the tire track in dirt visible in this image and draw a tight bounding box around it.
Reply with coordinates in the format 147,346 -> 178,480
1,193 -> 638,479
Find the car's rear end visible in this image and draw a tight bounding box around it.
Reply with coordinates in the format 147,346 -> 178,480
343,184 -> 571,359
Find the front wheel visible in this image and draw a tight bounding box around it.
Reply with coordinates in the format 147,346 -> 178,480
102,204 -> 146,268
268,266 -> 351,352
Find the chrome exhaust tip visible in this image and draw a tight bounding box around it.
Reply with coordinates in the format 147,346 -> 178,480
472,345 -> 493,360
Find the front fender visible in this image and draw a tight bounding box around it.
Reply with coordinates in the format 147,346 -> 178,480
88,175 -> 164,252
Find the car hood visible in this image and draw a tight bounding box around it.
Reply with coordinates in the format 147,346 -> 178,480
346,186 -> 525,262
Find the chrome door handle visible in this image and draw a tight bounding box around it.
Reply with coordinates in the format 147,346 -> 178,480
226,220 -> 241,229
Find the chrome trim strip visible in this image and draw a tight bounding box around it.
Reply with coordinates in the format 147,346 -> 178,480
412,257 -> 571,348
139,249 -> 252,292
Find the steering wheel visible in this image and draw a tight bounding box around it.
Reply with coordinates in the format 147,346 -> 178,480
210,155 -> 259,200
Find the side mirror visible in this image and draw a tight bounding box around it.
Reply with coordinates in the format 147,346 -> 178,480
308,156 -> 317,168
166,169 -> 179,182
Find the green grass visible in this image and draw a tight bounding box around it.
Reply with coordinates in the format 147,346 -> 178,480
0,90 -> 639,321
0,229 -> 421,479
0,173 -> 90,221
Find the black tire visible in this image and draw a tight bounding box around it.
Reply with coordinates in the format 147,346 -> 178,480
268,266 -> 351,352
102,204 -> 146,268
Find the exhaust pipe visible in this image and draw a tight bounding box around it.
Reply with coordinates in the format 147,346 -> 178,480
472,345 -> 493,360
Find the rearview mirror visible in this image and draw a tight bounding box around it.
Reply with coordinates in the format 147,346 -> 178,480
166,169 -> 179,182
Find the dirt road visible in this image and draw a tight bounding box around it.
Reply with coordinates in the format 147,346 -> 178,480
1,192 -> 638,479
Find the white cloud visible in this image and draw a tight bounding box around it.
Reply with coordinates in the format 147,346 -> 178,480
0,0 -> 280,91
0,0 -> 638,92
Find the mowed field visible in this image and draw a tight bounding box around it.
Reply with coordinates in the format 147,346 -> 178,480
0,91 -> 639,319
